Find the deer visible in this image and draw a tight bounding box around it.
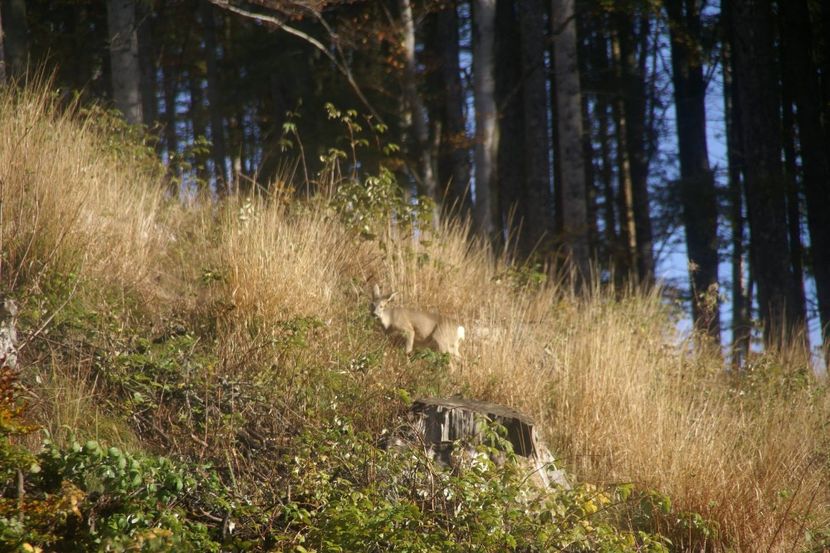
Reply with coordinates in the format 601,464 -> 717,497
371,284 -> 465,358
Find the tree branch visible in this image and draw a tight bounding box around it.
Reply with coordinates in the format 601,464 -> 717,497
208,0 -> 383,124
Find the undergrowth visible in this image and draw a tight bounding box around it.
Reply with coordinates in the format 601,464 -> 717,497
0,85 -> 828,551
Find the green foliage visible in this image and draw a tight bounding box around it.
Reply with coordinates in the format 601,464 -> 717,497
272,316 -> 325,352
312,102 -> 433,240
78,104 -> 162,177
0,366 -> 39,488
100,333 -> 220,435
0,358 -> 228,551
268,420 -> 670,552
168,135 -> 213,190
804,524 -> 830,553
1,434 -> 232,551
613,487 -> 720,552
331,166 -> 434,240
1,364 -> 669,553
494,262 -> 548,291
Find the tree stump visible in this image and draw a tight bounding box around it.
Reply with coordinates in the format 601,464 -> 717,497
409,397 -> 569,489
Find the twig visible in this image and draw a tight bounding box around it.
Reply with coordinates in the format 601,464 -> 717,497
208,0 -> 383,124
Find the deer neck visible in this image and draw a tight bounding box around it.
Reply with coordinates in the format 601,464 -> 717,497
378,309 -> 393,329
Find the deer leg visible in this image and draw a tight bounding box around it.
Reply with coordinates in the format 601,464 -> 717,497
404,328 -> 415,353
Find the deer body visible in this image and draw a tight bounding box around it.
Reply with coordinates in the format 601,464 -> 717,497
372,285 -> 465,357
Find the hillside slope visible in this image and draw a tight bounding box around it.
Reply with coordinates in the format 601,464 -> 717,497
1,87 -> 828,551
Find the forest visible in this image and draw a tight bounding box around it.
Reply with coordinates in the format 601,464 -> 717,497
5,0 -> 830,359
1,0 -> 830,551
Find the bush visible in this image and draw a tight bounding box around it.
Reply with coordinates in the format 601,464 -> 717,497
0,364 -> 232,551
267,420 -> 670,552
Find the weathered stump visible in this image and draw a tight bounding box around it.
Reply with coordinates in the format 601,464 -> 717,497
408,397 -> 569,489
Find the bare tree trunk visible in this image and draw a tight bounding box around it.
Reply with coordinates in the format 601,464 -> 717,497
518,0 -> 554,258
780,0 -> 830,350
473,0 -> 498,240
552,0 -> 590,281
781,87 -> 808,338
229,101 -> 247,192
163,62 -> 179,165
549,27 -> 563,237
399,0 -> 438,221
581,90 -> 598,260
620,11 -> 655,283
730,0 -> 804,344
722,7 -> 749,367
495,0 -> 524,250
586,26 -> 620,267
0,6 -> 6,85
610,29 -> 638,278
820,0 -> 830,142
576,15 -> 598,260
433,5 -> 472,218
666,0 -> 720,343
202,0 -> 229,191
188,66 -> 209,186
136,1 -> 157,127
107,0 -> 143,124
0,0 -> 27,80
597,97 -> 618,256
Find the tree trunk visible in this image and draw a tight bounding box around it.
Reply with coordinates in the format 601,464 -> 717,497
552,0 -> 590,281
0,0 -> 27,80
136,0 -> 157,127
781,87 -> 808,340
518,0 -> 554,258
597,98 -> 618,258
399,0 -> 438,221
581,88 -> 598,260
549,25 -> 563,238
730,0 -> 803,343
162,61 -> 179,169
473,0 -> 499,240
0,6 -> 6,85
666,0 -> 720,343
722,5 -> 749,367
201,0 -> 228,191
820,0 -> 830,144
619,11 -> 655,283
229,101 -> 247,192
587,26 -> 620,267
188,66 -> 209,187
495,0 -> 524,251
780,0 -> 830,349
107,0 -> 143,124
430,5 -> 472,219
610,29 -> 638,279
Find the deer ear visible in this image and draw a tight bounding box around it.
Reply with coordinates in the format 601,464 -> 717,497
373,284 -> 381,299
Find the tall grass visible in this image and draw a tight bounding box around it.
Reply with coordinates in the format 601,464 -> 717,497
0,85 -> 168,294
3,85 -> 828,551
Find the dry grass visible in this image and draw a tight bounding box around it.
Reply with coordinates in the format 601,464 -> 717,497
0,85 -> 169,296
3,85 -> 828,551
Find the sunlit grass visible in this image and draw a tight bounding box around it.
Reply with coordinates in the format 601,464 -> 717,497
2,84 -> 828,551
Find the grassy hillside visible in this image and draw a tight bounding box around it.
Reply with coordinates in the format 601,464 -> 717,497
1,87 -> 829,551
